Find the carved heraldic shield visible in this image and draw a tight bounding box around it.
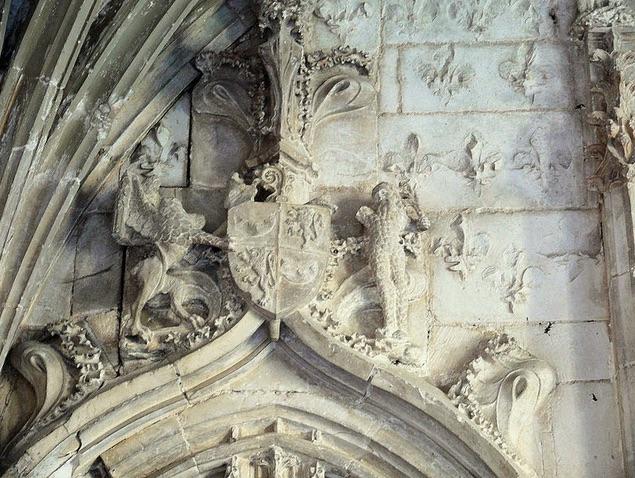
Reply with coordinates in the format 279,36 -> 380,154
228,202 -> 331,318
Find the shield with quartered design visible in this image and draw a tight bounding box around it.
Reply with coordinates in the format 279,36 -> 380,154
228,202 -> 331,318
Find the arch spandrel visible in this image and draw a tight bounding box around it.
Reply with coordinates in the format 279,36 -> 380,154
0,1 -> 565,477
5,309 -> 525,478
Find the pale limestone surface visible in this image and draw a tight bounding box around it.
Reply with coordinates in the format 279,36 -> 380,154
0,1 -> 633,477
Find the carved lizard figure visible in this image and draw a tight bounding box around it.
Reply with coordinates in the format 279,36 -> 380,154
114,170 -> 228,342
356,182 -> 429,337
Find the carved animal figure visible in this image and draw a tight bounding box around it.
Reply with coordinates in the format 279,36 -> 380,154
114,171 -> 228,342
356,182 -> 428,336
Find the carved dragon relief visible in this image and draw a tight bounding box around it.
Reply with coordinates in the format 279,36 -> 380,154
108,122 -> 247,366
114,165 -> 231,348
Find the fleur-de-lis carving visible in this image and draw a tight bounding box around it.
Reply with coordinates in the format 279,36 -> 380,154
499,43 -> 552,104
385,0 -> 440,34
383,132 -> 431,174
510,129 -> 572,190
418,45 -> 474,104
313,0 -> 372,41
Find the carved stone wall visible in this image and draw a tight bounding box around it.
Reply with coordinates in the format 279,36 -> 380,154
0,1 -> 630,477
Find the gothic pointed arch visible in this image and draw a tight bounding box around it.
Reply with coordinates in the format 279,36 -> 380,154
4,310 -> 529,478
0,1 -> 566,477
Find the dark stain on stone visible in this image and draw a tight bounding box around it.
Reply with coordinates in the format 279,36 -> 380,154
544,321 -> 554,335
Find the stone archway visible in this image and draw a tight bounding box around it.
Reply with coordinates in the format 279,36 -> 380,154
5,312 -> 526,478
0,1 -> 580,477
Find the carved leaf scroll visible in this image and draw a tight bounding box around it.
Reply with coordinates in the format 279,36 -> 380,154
311,73 -> 374,128
9,342 -> 72,429
449,334 -> 556,470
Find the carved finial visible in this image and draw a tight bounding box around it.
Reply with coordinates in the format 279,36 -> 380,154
310,462 -> 326,478
273,416 -> 285,433
229,425 -> 240,443
258,0 -> 310,38
251,445 -> 301,475
225,456 -> 242,478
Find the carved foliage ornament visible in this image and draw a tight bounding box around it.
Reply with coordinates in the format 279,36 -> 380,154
449,334 -> 556,469
606,51 -> 635,168
8,320 -> 104,441
573,0 -> 635,37
585,45 -> 635,187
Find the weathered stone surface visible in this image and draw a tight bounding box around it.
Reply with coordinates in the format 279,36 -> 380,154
395,42 -> 573,113
0,1 -> 631,477
156,94 -> 191,188
72,214 -> 123,316
379,112 -> 590,209
551,382 -> 624,478
429,210 -> 607,323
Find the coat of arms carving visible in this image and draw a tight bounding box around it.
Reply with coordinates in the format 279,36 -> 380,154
228,201 -> 331,338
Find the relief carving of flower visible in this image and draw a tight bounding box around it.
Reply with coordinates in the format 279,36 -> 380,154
313,0 -> 372,41
482,246 -> 543,313
383,132 -> 432,174
447,0 -> 500,35
447,0 -> 540,37
439,132 -> 501,194
499,43 -> 552,103
385,0 -> 440,35
417,45 -> 474,105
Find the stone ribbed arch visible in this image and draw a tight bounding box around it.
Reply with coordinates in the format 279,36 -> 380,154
3,311 -> 529,477
0,0 -> 253,371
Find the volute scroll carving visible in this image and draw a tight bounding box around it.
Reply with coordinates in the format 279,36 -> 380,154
449,334 -> 556,475
5,320 -> 105,450
9,341 -> 72,430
